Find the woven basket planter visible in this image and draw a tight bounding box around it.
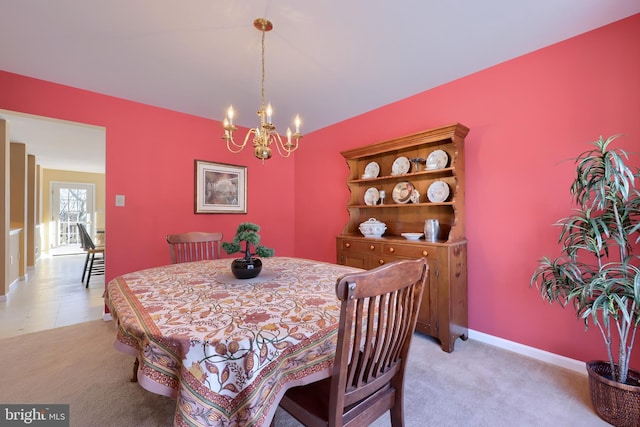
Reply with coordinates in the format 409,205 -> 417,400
586,360 -> 640,427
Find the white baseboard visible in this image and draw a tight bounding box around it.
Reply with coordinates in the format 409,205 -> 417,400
102,313 -> 112,321
7,277 -> 20,294
468,329 -> 587,375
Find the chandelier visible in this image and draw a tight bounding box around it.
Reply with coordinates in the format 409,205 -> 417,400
222,18 -> 303,162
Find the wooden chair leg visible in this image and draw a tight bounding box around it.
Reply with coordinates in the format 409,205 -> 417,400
130,357 -> 139,382
387,375 -> 405,426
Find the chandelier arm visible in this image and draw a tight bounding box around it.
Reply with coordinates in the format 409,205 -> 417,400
271,133 -> 299,158
225,129 -> 256,153
271,133 -> 290,158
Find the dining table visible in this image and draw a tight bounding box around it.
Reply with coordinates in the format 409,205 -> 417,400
104,256 -> 362,427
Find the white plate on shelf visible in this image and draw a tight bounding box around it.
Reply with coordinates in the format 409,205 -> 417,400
391,156 -> 410,176
392,181 -> 414,204
427,180 -> 450,203
364,187 -> 380,206
401,232 -> 423,241
363,161 -> 380,178
426,149 -> 449,170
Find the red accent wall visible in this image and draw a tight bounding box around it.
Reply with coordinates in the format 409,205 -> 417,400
294,13 -> 640,366
0,72 -> 296,280
1,14 -> 638,366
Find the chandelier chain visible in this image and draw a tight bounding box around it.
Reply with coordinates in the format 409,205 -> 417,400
261,27 -> 266,109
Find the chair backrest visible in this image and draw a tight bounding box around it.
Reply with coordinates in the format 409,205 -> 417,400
166,231 -> 223,264
77,223 -> 96,250
330,258 -> 428,425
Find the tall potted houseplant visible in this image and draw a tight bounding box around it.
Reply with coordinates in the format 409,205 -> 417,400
530,135 -> 640,426
222,222 -> 274,279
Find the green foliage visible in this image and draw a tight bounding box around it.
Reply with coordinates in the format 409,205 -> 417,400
531,135 -> 640,384
222,222 -> 275,261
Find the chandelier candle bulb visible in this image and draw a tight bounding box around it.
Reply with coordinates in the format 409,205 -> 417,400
227,106 -> 234,125
295,115 -> 301,134
286,128 -> 292,145
266,103 -> 272,123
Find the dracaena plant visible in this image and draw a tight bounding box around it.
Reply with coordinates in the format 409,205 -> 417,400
531,135 -> 640,384
222,222 -> 274,261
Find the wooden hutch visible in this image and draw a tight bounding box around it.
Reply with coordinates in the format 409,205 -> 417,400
336,123 -> 469,352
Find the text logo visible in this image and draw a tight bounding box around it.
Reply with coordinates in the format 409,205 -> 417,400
1,405 -> 69,426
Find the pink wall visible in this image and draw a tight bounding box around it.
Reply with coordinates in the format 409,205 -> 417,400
0,72 -> 296,281
1,14 -> 638,366
294,14 -> 640,366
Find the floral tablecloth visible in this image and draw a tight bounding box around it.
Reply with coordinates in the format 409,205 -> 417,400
105,257 -> 361,426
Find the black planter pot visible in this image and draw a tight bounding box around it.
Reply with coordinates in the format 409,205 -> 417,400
586,360 -> 640,427
231,258 -> 262,279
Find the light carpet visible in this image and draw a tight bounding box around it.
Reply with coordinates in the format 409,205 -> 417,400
0,320 -> 608,426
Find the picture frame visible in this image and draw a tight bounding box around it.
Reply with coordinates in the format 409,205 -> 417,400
195,160 -> 247,214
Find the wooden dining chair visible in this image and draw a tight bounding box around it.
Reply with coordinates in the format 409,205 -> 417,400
76,223 -> 105,288
166,231 -> 223,264
277,258 -> 428,427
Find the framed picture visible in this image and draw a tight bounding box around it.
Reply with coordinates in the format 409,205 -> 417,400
195,160 -> 247,213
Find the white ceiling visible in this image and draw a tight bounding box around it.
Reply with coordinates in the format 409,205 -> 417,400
0,0 -> 639,173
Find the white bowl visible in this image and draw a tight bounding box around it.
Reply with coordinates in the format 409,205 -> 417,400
359,218 -> 387,238
401,232 -> 423,241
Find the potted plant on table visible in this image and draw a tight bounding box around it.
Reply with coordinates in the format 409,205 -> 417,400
530,135 -> 640,426
222,222 -> 274,279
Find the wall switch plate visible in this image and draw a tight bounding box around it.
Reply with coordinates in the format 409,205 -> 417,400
115,195 -> 125,207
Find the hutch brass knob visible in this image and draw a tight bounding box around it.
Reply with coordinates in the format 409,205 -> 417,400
378,259 -> 384,265
345,243 -> 351,248
369,245 -> 375,250
388,247 -> 395,253
422,250 -> 428,256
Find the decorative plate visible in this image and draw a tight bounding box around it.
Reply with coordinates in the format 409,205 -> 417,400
363,161 -> 380,178
391,156 -> 410,176
364,187 -> 380,206
426,149 -> 449,170
401,232 -> 423,241
392,181 -> 415,204
427,180 -> 450,203
410,189 -> 420,203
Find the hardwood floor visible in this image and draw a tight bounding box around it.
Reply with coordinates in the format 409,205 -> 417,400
0,248 -> 105,339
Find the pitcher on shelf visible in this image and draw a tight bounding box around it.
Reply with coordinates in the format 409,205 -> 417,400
424,219 -> 439,242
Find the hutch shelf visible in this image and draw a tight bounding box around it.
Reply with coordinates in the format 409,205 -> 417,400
336,123 -> 469,352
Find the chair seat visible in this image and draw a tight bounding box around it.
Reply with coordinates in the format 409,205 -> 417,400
281,377 -> 396,427
281,378 -> 332,425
